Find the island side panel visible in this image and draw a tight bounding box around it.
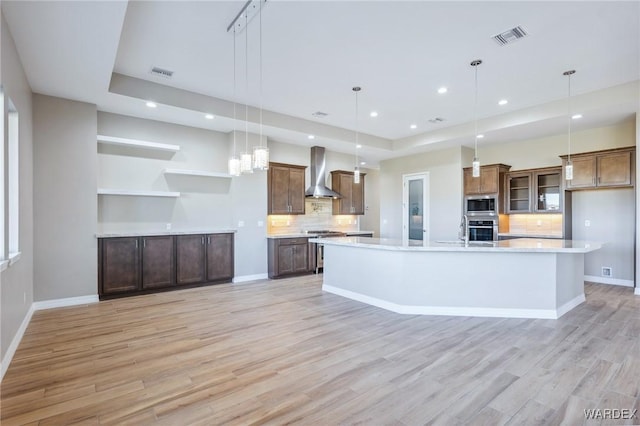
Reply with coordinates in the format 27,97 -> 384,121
322,244 -> 574,318
555,252 -> 586,314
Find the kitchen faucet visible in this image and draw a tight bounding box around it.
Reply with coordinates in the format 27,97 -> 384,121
461,214 -> 469,245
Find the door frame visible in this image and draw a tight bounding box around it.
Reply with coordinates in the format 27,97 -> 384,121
402,172 -> 430,241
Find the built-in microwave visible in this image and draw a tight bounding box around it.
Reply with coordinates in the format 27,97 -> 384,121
465,195 -> 499,216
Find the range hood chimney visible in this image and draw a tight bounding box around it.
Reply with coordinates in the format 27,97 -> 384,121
305,146 -> 342,198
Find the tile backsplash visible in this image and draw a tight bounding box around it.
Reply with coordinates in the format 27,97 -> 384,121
267,198 -> 359,235
506,213 -> 563,236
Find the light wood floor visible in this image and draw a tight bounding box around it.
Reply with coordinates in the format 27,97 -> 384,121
1,276 -> 639,425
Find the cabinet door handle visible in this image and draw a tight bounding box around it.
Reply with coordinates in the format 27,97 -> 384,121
201,236 -> 205,245
143,239 -> 146,248
207,236 -> 211,245
598,176 -> 601,184
135,239 -> 138,248
593,177 -> 596,184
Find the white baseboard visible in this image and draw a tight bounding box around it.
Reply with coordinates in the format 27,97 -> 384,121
233,273 -> 268,284
556,294 -> 586,318
322,285 -> 576,320
635,287 -> 640,296
1,304 -> 34,381
1,294 -> 98,382
32,295 -> 99,311
584,275 -> 634,288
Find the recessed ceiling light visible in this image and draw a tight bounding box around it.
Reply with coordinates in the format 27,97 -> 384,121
356,144 -> 362,149
410,124 -> 417,129
572,114 -> 583,119
370,111 -> 378,118
437,87 -> 448,94
205,114 -> 214,120
360,161 -> 366,165
477,134 -> 484,139
498,99 -> 508,106
146,101 -> 157,108
308,135 -> 315,140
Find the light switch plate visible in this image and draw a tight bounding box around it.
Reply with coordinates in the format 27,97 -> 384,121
584,220 -> 591,227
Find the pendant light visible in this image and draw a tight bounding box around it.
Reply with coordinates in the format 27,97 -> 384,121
564,70 -> 576,180
353,86 -> 361,184
240,12 -> 253,174
253,0 -> 269,170
471,59 -> 482,178
228,25 -> 241,177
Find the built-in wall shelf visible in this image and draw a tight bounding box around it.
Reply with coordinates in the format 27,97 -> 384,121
97,189 -> 181,198
163,168 -> 232,179
97,135 -> 180,153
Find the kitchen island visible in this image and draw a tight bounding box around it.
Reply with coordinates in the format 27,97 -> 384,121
311,237 -> 602,319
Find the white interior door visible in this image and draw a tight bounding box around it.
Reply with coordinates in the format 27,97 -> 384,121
403,173 -> 429,241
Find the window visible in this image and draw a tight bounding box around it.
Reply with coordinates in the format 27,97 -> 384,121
8,98 -> 19,260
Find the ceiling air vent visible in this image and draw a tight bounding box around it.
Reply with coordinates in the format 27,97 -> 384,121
492,26 -> 528,46
428,117 -> 445,124
312,111 -> 329,118
150,67 -> 174,78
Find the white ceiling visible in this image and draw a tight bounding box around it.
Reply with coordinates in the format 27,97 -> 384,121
2,1 -> 639,167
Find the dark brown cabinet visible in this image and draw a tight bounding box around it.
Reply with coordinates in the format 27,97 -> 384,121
100,237 -> 140,295
463,164 -> 510,195
176,234 -> 206,285
142,236 -> 175,289
561,147 -> 635,190
268,237 -> 310,278
331,170 -> 365,215
99,232 -> 234,299
206,233 -> 234,282
268,162 -> 306,214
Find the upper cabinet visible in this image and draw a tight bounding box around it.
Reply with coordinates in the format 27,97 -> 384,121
463,164 -> 511,195
331,170 -> 366,215
506,167 -> 562,214
268,162 -> 307,215
561,146 -> 635,190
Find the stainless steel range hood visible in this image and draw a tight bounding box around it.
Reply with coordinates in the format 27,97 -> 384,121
305,146 -> 342,198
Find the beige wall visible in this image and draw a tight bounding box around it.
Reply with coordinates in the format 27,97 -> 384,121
475,119 -> 636,170
1,11 -> 34,362
380,147 -> 464,240
33,95 -> 97,300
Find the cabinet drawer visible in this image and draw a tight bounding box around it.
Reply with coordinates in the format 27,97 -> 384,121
277,238 -> 309,245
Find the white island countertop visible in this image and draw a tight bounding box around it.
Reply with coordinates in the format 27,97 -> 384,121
310,237 -> 601,253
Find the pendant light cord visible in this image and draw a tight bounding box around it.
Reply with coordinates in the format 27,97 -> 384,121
259,0 -> 263,146
245,13 -> 249,154
355,89 -> 359,166
232,29 -> 237,155
473,63 -> 479,159
567,73 -> 572,163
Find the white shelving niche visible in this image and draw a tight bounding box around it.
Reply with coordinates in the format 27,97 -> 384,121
97,135 -> 180,153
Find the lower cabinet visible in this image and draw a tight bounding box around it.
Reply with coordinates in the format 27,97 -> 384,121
268,237 -> 311,279
142,236 -> 175,289
176,234 -> 206,285
99,233 -> 234,299
101,237 -> 140,294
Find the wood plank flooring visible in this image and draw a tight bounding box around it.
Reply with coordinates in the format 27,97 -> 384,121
1,276 -> 639,425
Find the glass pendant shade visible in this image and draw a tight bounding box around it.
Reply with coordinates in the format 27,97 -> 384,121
565,161 -> 573,180
253,146 -> 269,170
472,158 -> 480,178
228,156 -> 241,176
240,152 -> 253,174
354,166 -> 360,184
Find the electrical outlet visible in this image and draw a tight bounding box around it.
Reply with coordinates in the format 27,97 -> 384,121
584,220 -> 591,227
166,223 -> 172,231
238,221 -> 245,227
602,267 -> 612,277
536,220 -> 542,226
257,220 -> 264,227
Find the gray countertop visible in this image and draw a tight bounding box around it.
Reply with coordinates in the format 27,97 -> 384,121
267,230 -> 374,239
96,229 -> 237,238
